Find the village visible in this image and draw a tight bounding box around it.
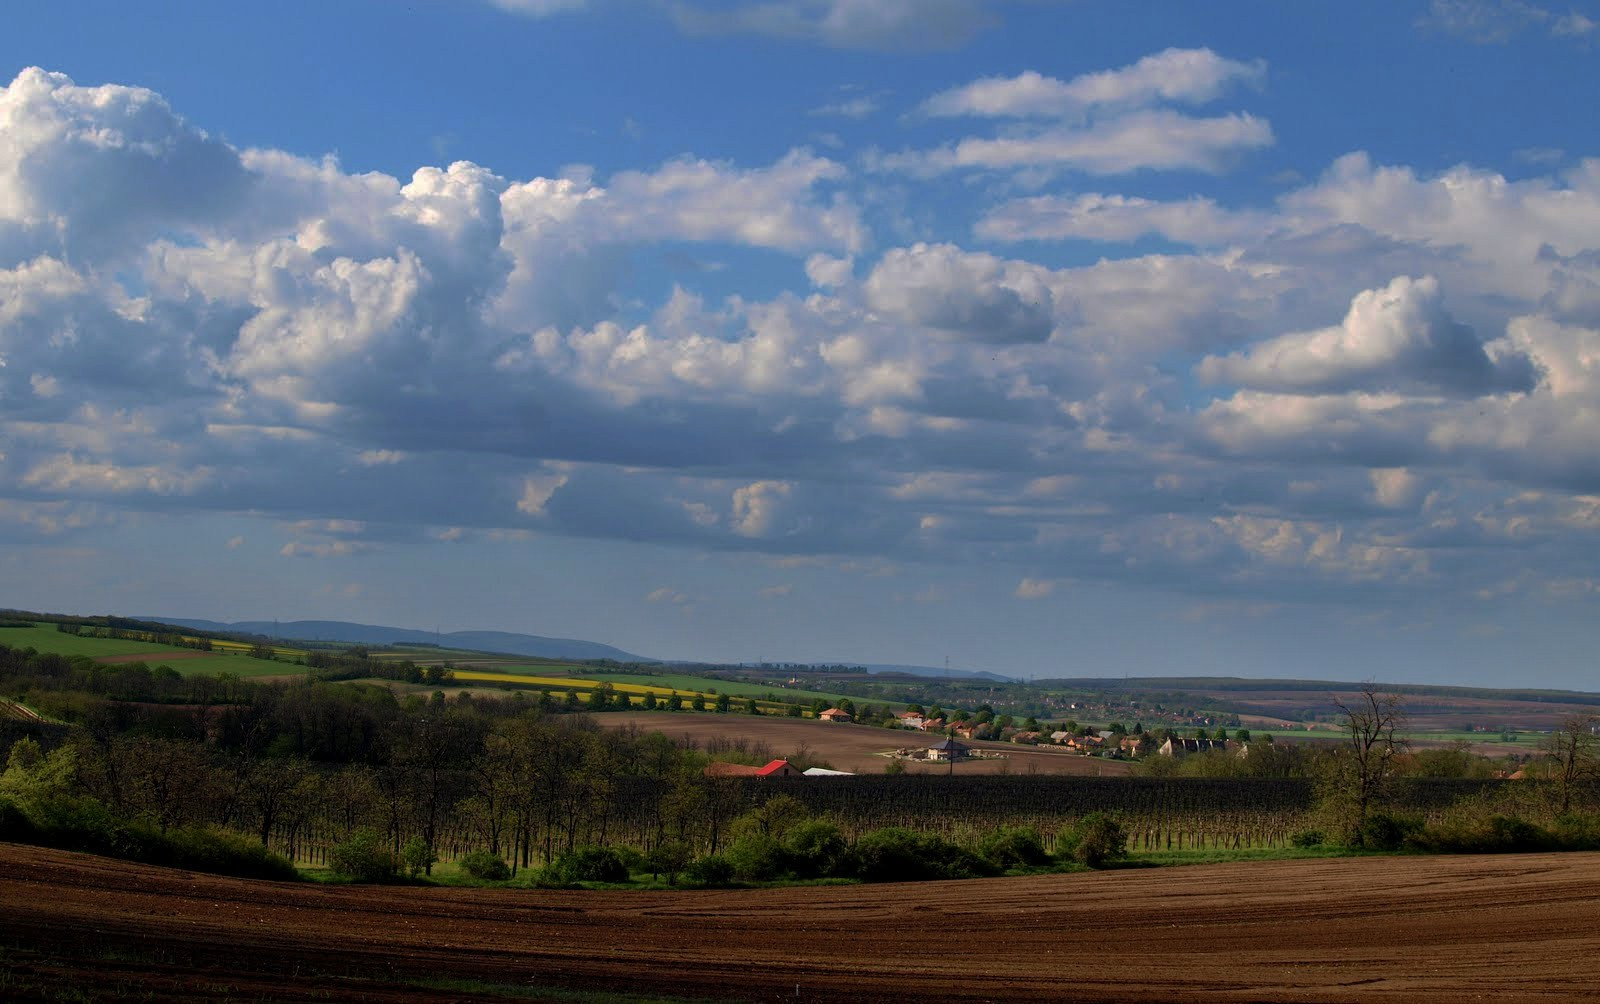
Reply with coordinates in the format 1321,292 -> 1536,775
701,705 -> 1249,777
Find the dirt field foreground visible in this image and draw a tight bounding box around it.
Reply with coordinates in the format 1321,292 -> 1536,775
3,843 -> 1599,1002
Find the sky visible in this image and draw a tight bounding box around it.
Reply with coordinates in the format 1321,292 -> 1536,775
2,1 -> 1600,688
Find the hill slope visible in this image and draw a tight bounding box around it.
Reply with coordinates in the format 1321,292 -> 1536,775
152,618 -> 652,663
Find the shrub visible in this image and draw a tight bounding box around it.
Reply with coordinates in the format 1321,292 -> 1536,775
725,832 -> 789,881
977,825 -> 1049,870
458,849 -> 511,881
543,846 -> 629,884
1290,829 -> 1326,847
1410,814 -> 1555,854
645,840 -> 693,885
1355,812 -> 1422,851
1550,813 -> 1600,850
686,854 -> 735,887
1059,812 -> 1128,869
785,819 -> 850,879
401,836 -> 436,879
853,827 -> 995,883
329,828 -> 398,882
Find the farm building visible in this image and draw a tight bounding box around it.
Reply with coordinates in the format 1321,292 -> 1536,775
927,738 -> 970,761
897,711 -> 926,729
802,767 -> 854,776
818,708 -> 853,723
702,758 -> 806,777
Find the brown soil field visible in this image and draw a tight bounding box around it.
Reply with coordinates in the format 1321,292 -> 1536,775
4,843 -> 1599,1002
601,711 -> 1136,776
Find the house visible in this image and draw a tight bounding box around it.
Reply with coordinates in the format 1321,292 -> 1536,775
1049,730 -> 1073,744
818,708 -> 853,723
920,717 -> 946,732
755,759 -> 804,777
703,758 -> 805,777
950,722 -> 982,740
927,738 -> 970,761
898,711 -> 926,730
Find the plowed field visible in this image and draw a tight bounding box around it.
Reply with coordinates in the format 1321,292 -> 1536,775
3,843 -> 1599,1001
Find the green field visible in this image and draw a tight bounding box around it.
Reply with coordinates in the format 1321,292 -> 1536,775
0,623 -> 293,678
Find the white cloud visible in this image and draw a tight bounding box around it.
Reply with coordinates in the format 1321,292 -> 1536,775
977,192 -> 1268,246
1197,276 -> 1536,396
518,471 -> 570,516
920,49 -> 1264,119
669,0 -> 994,50
880,110 -> 1273,176
1014,577 -> 1056,599
864,243 -> 1055,343
1419,0 -> 1598,42
731,480 -> 793,537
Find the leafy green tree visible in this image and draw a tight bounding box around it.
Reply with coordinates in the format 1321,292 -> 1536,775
691,694 -> 706,712
642,690 -> 658,711
715,693 -> 732,713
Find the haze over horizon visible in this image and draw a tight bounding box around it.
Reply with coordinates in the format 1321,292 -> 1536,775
4,2 -> 1600,689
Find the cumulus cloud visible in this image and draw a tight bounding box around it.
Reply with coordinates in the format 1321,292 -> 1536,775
10,62 -> 1600,623
1197,276 -> 1537,396
864,243 -> 1055,343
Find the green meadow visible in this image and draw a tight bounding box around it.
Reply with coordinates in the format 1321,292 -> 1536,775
0,623 -> 292,678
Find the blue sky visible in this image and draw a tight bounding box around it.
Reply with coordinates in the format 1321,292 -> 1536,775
3,1 -> 1600,687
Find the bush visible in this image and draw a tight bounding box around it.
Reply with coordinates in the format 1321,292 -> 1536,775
1059,812 -> 1128,869
401,836 -> 436,879
1355,812 -> 1422,851
542,846 -> 629,884
853,827 -> 995,883
1550,813 -> 1600,850
725,832 -> 789,881
686,854 -> 735,887
1410,814 -> 1555,854
0,793 -> 297,881
1290,829 -> 1326,847
785,819 -> 850,879
645,840 -> 693,884
458,849 -> 511,881
329,829 -> 398,882
977,825 -> 1049,870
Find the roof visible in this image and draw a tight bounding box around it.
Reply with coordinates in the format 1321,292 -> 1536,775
928,738 -> 969,751
802,767 -> 854,776
755,759 -> 798,776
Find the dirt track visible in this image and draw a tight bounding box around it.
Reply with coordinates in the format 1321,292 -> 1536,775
4,843 -> 1600,1001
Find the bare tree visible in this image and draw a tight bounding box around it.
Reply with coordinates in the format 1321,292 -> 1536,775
1330,683 -> 1408,845
1543,715 -> 1599,814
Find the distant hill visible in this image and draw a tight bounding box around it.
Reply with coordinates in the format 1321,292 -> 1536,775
151,618 -> 652,664
863,664 -> 1017,683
